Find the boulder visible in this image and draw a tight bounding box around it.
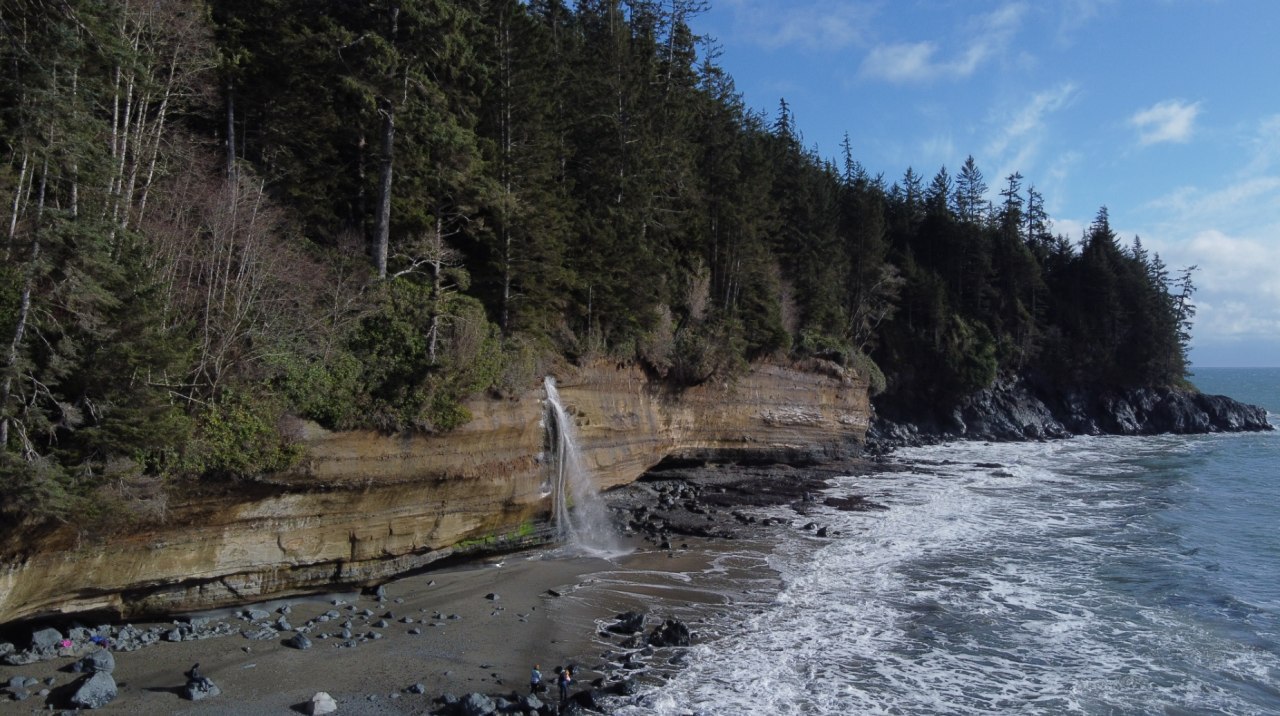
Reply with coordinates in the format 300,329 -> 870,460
30,627 -> 63,651
70,671 -> 117,709
309,691 -> 338,715
607,611 -> 646,635
286,633 -> 313,650
648,618 -> 691,648
74,648 -> 115,674
460,691 -> 496,716
183,678 -> 221,701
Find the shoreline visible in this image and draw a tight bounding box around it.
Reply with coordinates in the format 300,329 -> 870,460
0,459 -> 887,714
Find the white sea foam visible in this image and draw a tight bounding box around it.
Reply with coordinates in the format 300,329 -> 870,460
609,435 -> 1280,715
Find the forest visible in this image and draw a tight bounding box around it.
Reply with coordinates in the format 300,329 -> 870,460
1,0 -> 1195,528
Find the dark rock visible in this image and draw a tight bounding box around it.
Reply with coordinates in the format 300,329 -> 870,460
871,378 -> 1272,450
70,671 -> 117,709
460,691 -> 497,716
485,592 -> 500,601
183,677 -> 221,701
604,678 -> 638,696
74,649 -> 115,674
607,611 -> 646,635
647,619 -> 691,648
567,689 -> 602,711
30,627 -> 63,651
822,495 -> 888,512
285,633 -> 313,650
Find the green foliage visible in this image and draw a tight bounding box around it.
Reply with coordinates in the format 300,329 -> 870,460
849,350 -> 887,397
272,351 -> 364,430
0,454 -> 78,526
350,279 -> 503,432
187,390 -> 301,479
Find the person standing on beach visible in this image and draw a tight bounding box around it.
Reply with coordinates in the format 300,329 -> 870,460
530,664 -> 543,694
558,667 -> 572,704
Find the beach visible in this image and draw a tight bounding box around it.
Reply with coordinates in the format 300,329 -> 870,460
0,460 -> 877,714
0,538 -> 750,714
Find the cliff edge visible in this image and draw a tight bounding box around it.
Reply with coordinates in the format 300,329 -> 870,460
0,361 -> 869,625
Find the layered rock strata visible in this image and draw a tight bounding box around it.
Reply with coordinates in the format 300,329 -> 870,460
0,361 -> 869,625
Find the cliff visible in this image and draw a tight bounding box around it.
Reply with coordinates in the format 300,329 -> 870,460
0,361 -> 869,626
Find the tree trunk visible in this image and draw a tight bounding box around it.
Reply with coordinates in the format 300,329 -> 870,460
374,100 -> 394,279
225,78 -> 237,179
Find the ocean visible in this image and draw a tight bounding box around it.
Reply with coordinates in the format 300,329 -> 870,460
608,368 -> 1280,715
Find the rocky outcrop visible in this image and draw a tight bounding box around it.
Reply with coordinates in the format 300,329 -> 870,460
0,360 -> 869,625
868,376 -> 1273,449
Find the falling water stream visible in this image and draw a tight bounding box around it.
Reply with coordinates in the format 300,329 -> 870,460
543,376 -> 626,556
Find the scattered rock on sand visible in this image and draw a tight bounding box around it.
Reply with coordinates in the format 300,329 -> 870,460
73,648 -> 115,674
183,677 -> 221,701
70,671 -> 117,709
30,627 -> 63,651
286,633 -> 313,650
309,690 -> 338,715
459,691 -> 496,716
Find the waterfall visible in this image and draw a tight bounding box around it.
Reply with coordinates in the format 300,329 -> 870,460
543,376 -> 624,556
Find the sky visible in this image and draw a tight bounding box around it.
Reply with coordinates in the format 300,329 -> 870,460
687,0 -> 1280,368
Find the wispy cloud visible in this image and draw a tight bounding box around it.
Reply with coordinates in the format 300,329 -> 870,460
1244,113 -> 1280,174
720,0 -> 876,52
1130,99 -> 1202,146
861,42 -> 944,82
985,82 -> 1079,173
1053,0 -> 1115,47
860,2 -> 1026,83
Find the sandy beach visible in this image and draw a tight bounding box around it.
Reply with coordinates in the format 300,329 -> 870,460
0,535 -> 755,715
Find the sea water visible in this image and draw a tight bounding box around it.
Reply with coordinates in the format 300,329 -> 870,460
612,368 -> 1280,715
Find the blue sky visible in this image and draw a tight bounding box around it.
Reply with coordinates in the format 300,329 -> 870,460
688,0 -> 1280,368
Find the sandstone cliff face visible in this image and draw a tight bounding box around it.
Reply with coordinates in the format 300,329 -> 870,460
0,362 -> 869,625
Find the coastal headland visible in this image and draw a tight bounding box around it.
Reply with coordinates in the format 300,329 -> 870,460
0,358 -> 1270,712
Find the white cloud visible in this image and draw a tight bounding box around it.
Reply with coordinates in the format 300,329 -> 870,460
860,2 -> 1026,83
985,82 -> 1079,180
1184,229 -> 1280,299
1128,116 -> 1280,358
1129,99 -> 1202,146
721,0 -> 876,52
1053,0 -> 1115,47
1244,113 -> 1280,174
861,41 -> 941,82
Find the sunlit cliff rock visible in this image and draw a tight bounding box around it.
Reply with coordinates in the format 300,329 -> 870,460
0,361 -> 869,625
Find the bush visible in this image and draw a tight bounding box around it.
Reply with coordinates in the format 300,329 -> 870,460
849,350 -> 887,396
187,390 -> 301,478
